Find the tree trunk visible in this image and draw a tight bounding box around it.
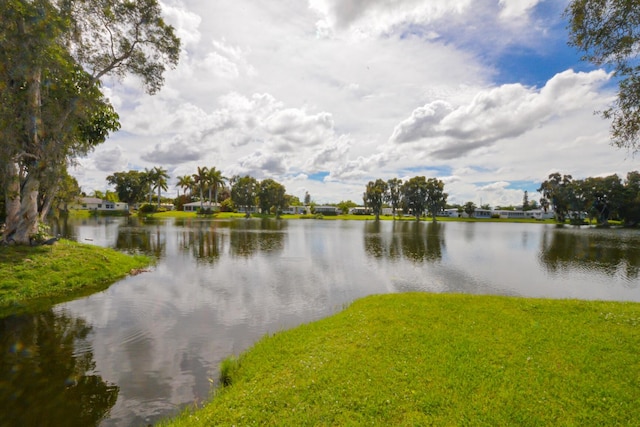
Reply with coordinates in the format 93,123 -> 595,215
13,176 -> 40,245
12,65 -> 44,245
3,162 -> 21,241
39,181 -> 60,222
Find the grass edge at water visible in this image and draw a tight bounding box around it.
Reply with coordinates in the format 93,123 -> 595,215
161,292 -> 640,426
0,239 -> 152,314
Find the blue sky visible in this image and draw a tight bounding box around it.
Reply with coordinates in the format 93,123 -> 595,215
74,0 -> 635,207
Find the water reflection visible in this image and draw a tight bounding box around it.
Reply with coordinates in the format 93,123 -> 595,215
364,221 -> 444,262
0,310 -> 118,427
539,228 -> 640,282
23,218 -> 640,426
227,219 -> 286,257
176,220 -> 224,263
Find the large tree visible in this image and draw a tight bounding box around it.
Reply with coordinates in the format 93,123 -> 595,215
192,166 -> 209,210
620,171 -> 640,226
402,176 -> 429,222
363,179 -> 388,221
425,178 -> 448,222
176,175 -> 194,198
582,174 -> 624,226
207,167 -> 227,205
566,0 -> 640,152
385,178 -> 403,219
258,179 -> 286,218
0,0 -> 180,245
106,170 -> 146,205
538,173 -> 573,223
231,176 -> 258,218
151,166 -> 169,208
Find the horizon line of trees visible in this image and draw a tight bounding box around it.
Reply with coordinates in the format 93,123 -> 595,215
105,166 -> 305,219
537,171 -> 640,227
363,176 -> 448,222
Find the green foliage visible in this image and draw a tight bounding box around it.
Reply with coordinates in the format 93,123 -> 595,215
402,176 -> 429,221
258,178 -> 286,217
385,178 -> 403,218
138,203 -> 157,214
539,171 -> 640,226
0,0 -> 180,244
0,240 -> 151,311
219,357 -> 240,387
220,197 -> 234,212
424,177 -> 448,220
107,170 -> 147,204
231,175 -> 258,217
566,0 -> 640,151
538,172 -> 573,222
464,201 -> 476,216
162,293 -> 640,426
336,200 -> 357,214
363,179 -> 388,219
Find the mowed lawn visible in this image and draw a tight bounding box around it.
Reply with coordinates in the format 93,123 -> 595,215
163,293 -> 640,426
0,239 -> 150,313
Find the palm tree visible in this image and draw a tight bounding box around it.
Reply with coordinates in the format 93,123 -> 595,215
91,190 -> 105,199
192,166 -> 209,210
176,175 -> 193,198
142,168 -> 154,205
207,167 -> 227,206
152,166 -> 170,208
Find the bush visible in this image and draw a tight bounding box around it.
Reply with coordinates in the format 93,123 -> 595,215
138,204 -> 157,214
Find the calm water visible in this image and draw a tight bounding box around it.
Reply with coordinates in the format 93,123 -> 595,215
2,218 -> 640,426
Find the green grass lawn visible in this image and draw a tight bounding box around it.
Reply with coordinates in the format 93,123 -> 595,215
162,293 -> 640,426
147,210 -> 561,224
0,239 -> 151,314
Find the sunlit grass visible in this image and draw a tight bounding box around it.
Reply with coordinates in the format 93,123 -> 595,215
131,208 -> 564,224
0,239 -> 151,314
162,293 -> 640,426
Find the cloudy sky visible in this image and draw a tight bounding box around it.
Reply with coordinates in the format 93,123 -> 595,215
73,0 -> 636,207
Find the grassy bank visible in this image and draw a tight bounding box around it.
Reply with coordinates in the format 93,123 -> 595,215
163,293 -> 640,426
0,239 -> 151,314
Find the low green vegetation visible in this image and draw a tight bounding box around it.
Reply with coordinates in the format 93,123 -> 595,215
163,293 -> 640,426
143,210 -> 562,224
0,239 -> 151,314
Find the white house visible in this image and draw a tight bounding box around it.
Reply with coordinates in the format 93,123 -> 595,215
532,210 -> 556,220
72,197 -> 128,212
183,201 -> 220,212
441,209 -> 460,217
495,210 -> 530,219
349,206 -> 372,215
282,206 -> 308,215
314,206 -> 339,215
465,209 -> 492,218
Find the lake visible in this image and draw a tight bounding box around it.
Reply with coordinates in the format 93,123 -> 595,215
2,217 -> 640,426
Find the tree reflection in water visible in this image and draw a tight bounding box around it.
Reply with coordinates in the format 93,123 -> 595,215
539,227 -> 640,282
0,310 -> 118,427
228,219 -> 286,258
176,219 -> 224,263
364,221 -> 445,262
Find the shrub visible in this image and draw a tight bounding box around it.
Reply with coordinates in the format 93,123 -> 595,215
139,204 -> 157,214
219,356 -> 240,387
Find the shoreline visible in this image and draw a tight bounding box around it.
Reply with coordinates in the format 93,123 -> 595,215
0,239 -> 152,316
161,292 -> 640,426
